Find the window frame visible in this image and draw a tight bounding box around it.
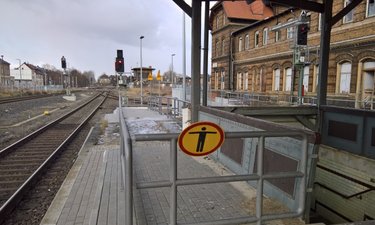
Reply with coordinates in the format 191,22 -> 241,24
263,28 -> 268,46
254,31 -> 259,47
366,0 -> 375,17
343,0 -> 354,23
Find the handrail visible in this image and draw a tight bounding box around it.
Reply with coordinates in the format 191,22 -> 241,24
119,94 -> 133,225
119,107 -> 310,225
147,95 -> 190,119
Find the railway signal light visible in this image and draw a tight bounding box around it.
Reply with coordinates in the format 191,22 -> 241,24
115,50 -> 124,73
61,56 -> 66,69
115,58 -> 124,73
297,23 -> 309,46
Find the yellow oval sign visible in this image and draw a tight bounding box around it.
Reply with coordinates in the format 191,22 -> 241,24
178,121 -> 225,156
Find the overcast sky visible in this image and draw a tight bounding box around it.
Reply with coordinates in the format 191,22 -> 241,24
0,0 -> 212,78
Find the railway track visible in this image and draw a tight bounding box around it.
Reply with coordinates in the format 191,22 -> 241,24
0,91 -> 108,223
0,94 -> 58,104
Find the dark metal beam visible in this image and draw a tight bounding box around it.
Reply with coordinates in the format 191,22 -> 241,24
317,0 -> 333,111
191,0 -> 201,122
267,0 -> 324,13
203,0 -> 209,106
172,0 -> 192,17
331,0 -> 363,25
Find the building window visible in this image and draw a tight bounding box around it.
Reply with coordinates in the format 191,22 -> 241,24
273,68 -> 280,91
313,65 -> 319,93
263,28 -> 268,45
275,23 -> 281,42
285,67 -> 292,91
216,15 -> 220,29
343,0 -> 354,23
287,19 -> 294,39
216,40 -> 220,57
245,34 -> 250,50
339,62 -> 352,93
254,31 -> 259,47
214,71 -> 219,90
318,13 -> 322,31
237,72 -> 242,90
222,14 -> 226,25
222,39 -> 225,56
303,66 -> 310,93
221,70 -> 225,90
244,72 -> 249,90
239,37 -> 243,52
367,0 -> 375,17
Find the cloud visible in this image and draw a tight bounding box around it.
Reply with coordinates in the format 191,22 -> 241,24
0,0 -> 205,78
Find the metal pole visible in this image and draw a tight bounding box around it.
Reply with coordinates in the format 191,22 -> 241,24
140,36 -> 144,105
202,0 -> 209,106
0,55 -> 3,88
171,54 -> 175,87
169,138 -> 177,225
16,59 -> 22,93
256,136 -> 265,225
191,0 -> 201,122
182,12 -> 186,101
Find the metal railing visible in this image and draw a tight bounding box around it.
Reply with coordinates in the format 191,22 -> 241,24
119,95 -> 309,225
147,95 -> 190,119
210,90 -> 375,109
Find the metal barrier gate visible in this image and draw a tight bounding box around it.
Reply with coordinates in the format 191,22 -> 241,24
119,97 -> 309,225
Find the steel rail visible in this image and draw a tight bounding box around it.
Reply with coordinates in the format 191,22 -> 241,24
0,94 -> 57,104
0,91 -> 107,223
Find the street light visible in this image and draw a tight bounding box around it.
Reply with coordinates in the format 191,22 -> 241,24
171,53 -> 176,87
140,35 -> 144,105
16,59 -> 22,91
0,55 -> 3,88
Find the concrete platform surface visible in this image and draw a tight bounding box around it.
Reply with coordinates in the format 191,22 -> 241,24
41,107 -> 307,225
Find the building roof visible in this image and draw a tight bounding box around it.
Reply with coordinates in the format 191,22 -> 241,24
222,0 -> 274,21
0,59 -> 10,65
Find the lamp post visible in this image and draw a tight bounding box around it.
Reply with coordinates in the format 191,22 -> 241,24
16,59 -> 22,92
0,55 -> 3,88
140,35 -> 144,105
171,53 -> 175,87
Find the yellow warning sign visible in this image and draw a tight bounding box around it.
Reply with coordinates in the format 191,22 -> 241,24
148,72 -> 153,81
156,70 -> 161,81
178,121 -> 225,156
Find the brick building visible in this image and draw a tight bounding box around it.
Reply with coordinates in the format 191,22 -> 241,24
210,0 -> 375,108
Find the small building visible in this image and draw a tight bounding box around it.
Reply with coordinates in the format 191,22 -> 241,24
0,58 -> 14,90
10,63 -> 45,90
131,66 -> 155,84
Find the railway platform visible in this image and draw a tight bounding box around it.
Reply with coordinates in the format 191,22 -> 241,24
40,106 -> 311,225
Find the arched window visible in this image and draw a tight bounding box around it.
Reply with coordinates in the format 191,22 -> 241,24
239,37 -> 243,52
214,71 -> 219,90
254,31 -> 259,47
215,40 -> 220,57
339,62 -> 352,93
221,70 -> 225,90
303,66 -> 310,93
263,28 -> 268,45
243,72 -> 249,90
285,67 -> 292,91
222,39 -> 225,56
273,68 -> 280,91
237,72 -> 242,90
245,34 -> 250,50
